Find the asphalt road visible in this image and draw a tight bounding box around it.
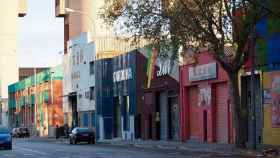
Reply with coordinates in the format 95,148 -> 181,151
0,139 -> 249,158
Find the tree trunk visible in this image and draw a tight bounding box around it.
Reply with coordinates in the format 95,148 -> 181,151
228,71 -> 247,148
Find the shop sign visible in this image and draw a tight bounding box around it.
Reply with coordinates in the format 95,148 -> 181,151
198,85 -> 211,107
157,59 -> 171,77
189,63 -> 217,82
113,68 -> 133,83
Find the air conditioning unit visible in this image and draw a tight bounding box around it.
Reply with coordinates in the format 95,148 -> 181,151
55,0 -> 68,17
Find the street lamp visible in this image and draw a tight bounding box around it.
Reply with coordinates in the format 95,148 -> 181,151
65,8 -> 96,41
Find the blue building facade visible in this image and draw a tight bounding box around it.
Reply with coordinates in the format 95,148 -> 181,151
95,51 -> 145,140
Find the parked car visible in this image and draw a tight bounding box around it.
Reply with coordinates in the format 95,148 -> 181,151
69,127 -> 95,144
0,126 -> 12,150
12,127 -> 30,138
12,128 -> 20,138
19,127 -> 30,138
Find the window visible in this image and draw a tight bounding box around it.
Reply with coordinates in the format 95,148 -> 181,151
90,87 -> 95,100
90,61 -> 94,75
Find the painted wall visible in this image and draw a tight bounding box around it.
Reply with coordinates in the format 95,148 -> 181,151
180,52 -> 233,143
8,66 -> 63,136
251,0 -> 280,145
262,72 -> 280,145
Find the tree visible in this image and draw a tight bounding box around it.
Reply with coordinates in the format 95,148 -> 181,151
101,0 -> 269,148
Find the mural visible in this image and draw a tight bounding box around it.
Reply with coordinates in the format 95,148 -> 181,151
255,1 -> 280,71
271,75 -> 280,127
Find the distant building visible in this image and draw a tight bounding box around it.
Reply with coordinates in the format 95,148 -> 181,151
19,67 -> 49,81
55,0 -> 147,56
8,66 -> 63,137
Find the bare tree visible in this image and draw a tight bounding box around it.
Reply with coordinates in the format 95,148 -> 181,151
101,0 -> 271,148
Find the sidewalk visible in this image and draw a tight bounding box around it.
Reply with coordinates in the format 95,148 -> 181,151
98,139 -> 261,157
25,137 -> 274,157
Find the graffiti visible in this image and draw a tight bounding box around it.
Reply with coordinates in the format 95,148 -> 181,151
271,76 -> 280,127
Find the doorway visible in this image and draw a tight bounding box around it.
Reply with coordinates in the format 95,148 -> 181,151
167,96 -> 179,140
203,111 -> 208,142
241,74 -> 262,146
155,92 -> 160,140
113,97 -> 122,138
69,93 -> 77,128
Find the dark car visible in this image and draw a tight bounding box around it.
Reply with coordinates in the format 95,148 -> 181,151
0,126 -> 12,150
19,127 -> 30,138
69,127 -> 95,144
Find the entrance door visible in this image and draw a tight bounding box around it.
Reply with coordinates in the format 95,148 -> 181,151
216,83 -> 229,143
241,75 -> 262,146
155,92 -> 160,140
188,86 -> 199,140
168,96 -> 179,140
69,93 -> 78,127
203,111 -> 208,142
113,97 -> 122,138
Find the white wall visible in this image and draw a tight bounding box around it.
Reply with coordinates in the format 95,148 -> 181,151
63,32 -> 96,112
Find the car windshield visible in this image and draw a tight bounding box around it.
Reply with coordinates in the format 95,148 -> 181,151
0,127 -> 10,134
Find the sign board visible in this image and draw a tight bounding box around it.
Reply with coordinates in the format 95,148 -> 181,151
157,59 -> 171,77
198,85 -> 211,107
189,63 -> 217,82
113,68 -> 133,83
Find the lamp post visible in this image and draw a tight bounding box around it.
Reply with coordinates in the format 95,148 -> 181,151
65,8 -> 96,41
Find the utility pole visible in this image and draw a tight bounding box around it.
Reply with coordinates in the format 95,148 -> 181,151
250,22 -> 257,149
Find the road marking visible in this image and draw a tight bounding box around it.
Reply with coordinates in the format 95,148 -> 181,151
15,146 -> 50,156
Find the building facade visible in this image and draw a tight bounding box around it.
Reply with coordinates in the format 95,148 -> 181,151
138,47 -> 180,141
96,46 -> 181,141
63,32 -> 96,129
8,66 -> 63,137
95,51 -> 143,140
180,52 -> 234,144
0,0 -> 27,125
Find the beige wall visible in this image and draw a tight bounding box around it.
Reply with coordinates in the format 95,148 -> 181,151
67,0 -> 93,39
0,0 -> 20,99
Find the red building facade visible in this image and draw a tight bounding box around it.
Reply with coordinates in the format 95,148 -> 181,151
180,52 -> 234,144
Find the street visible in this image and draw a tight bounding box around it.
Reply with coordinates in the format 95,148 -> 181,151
0,139 -> 249,158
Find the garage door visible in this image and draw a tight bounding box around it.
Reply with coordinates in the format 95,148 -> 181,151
216,83 -> 228,143
188,86 -> 199,140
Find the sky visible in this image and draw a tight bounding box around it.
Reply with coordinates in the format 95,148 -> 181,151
18,0 -> 64,67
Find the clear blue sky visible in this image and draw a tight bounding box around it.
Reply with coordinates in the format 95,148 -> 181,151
18,0 -> 64,67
